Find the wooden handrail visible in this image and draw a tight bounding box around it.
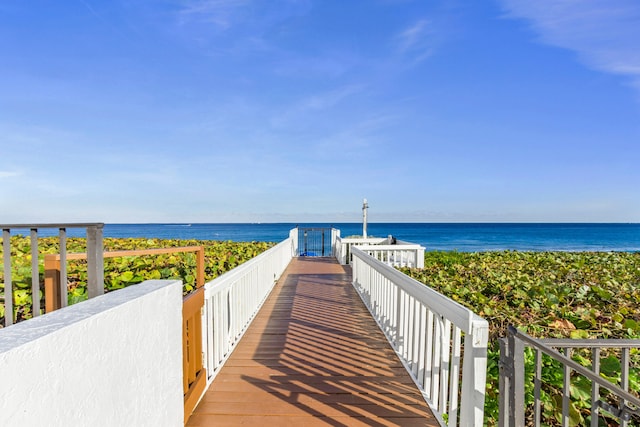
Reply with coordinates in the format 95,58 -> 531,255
44,246 -> 205,312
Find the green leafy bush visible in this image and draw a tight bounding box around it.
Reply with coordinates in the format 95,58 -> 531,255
400,250 -> 640,426
0,236 -> 274,323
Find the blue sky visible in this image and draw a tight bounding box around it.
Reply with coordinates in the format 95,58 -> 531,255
1,0 -> 639,223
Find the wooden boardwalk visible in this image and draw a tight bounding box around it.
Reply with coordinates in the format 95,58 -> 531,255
186,257 -> 438,427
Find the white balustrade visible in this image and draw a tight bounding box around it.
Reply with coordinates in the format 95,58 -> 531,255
202,235 -> 295,384
335,236 -> 425,268
357,243 -> 425,268
351,246 -> 488,427
335,236 -> 386,264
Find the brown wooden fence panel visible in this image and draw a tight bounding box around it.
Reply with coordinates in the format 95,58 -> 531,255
182,287 -> 206,424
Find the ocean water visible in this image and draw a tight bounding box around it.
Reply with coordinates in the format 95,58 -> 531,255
14,222 -> 636,252
7,223 -> 639,252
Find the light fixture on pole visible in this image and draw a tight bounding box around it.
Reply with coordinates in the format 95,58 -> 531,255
362,198 -> 369,238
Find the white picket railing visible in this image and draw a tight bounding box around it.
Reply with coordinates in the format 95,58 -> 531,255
334,235 -> 425,268
358,244 -> 425,268
335,236 -> 387,264
351,246 -> 489,427
201,229 -> 296,384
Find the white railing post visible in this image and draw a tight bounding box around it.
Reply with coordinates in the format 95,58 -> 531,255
417,246 -> 425,268
331,228 -> 341,259
289,227 -> 298,257
460,319 -> 489,426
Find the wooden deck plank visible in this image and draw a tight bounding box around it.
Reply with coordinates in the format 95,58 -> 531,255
186,257 -> 438,427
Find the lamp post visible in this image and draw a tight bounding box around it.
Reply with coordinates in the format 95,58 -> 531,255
362,198 -> 369,238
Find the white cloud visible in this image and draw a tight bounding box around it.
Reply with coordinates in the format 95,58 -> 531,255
269,84 -> 366,128
178,0 -> 249,30
0,171 -> 21,178
302,85 -> 365,110
500,0 -> 640,92
395,19 -> 436,63
273,55 -> 357,79
178,0 -> 311,32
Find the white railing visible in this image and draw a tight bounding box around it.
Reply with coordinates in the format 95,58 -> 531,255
335,235 -> 425,268
335,236 -> 387,264
351,246 -> 489,427
358,244 -> 425,268
202,232 -> 296,384
1,223 -> 104,327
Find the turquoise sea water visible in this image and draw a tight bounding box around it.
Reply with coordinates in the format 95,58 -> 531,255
101,223 -> 639,252
10,223 -> 639,252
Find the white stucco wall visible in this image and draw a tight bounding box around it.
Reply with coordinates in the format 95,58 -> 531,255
0,279 -> 183,427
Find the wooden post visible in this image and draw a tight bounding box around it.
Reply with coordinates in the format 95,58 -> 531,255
44,254 -> 62,312
196,247 -> 205,288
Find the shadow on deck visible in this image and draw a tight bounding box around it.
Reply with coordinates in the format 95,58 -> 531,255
187,257 -> 438,426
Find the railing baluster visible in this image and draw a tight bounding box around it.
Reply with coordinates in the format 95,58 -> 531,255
3,228 -> 13,326
432,315 -> 442,409
439,319 -> 452,415
411,298 -> 420,376
591,347 -> 600,427
534,348 -> 542,426
394,286 -> 402,349
448,326 -> 462,427
562,347 -> 571,427
424,310 -> 434,396
59,228 -> 67,308
621,347 -> 630,427
498,338 -> 509,427
508,329 -> 525,427
417,303 -> 427,387
30,229 -> 40,317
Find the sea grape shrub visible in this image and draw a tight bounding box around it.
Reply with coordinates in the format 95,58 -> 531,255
100,238 -> 274,294
0,236 -> 275,320
401,251 -> 640,341
399,250 -> 640,426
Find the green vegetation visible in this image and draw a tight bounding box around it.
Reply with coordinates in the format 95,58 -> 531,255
399,251 -> 640,426
0,236 -> 274,323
